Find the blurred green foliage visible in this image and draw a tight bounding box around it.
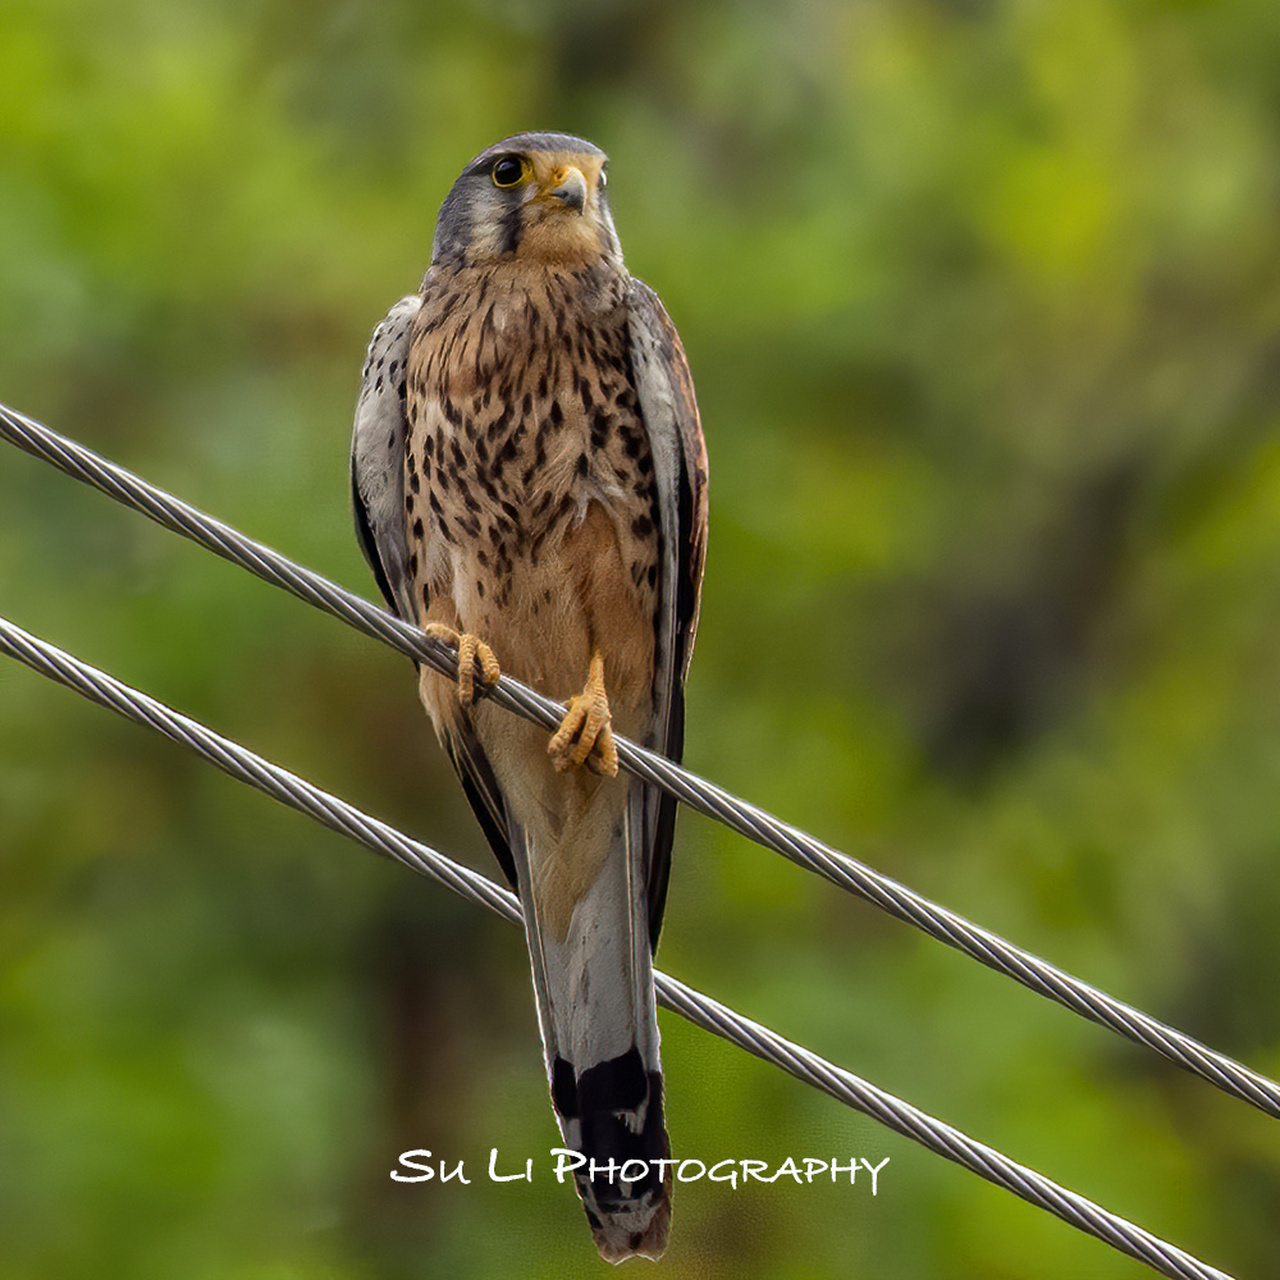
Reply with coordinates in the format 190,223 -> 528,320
3,0 -> 1280,1275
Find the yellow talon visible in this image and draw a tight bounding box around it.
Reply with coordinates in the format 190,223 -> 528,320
548,651 -> 619,777
423,623 -> 500,707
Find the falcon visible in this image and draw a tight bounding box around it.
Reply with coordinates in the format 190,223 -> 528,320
351,132 -> 708,1261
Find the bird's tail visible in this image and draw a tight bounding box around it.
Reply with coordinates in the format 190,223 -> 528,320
515,790 -> 670,1263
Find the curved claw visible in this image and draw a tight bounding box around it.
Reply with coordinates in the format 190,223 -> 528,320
548,652 -> 619,777
423,623 -> 500,707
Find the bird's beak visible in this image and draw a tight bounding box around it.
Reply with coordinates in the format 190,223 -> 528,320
546,166 -> 588,214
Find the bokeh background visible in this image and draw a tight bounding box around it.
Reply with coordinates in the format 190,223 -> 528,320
3,0 -> 1280,1276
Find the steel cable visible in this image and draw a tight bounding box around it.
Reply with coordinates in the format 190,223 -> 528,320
3,400 -> 1276,1122
0,613 -> 1236,1280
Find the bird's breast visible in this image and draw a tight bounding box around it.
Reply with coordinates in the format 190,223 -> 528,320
404,266 -> 661,663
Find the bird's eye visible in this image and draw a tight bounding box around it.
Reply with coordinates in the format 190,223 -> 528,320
598,168 -> 608,191
491,156 -> 527,189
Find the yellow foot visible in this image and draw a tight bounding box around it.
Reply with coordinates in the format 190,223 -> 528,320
548,651 -> 619,777
423,623 -> 500,707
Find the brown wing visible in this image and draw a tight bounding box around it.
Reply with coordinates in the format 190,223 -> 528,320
354,296 -> 518,890
441,706 -> 518,890
351,296 -> 421,622
626,278 -> 709,947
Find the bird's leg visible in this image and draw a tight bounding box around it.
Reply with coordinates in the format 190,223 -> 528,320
548,651 -> 619,777
422,623 -> 501,707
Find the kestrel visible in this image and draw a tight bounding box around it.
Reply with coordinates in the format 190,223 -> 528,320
351,132 -> 708,1261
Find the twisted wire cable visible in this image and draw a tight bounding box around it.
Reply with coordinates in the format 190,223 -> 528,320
0,613 -> 1236,1280
2,400 -> 1278,1126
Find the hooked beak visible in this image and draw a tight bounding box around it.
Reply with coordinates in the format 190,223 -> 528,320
546,166 -> 588,213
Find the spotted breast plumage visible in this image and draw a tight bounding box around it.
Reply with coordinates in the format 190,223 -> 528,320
351,132 -> 708,1261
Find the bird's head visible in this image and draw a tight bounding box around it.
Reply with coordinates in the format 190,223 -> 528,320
430,132 -> 620,271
